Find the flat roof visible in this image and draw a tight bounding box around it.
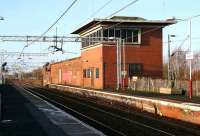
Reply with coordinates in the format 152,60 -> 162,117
72,16 -> 176,34
50,56 -> 81,66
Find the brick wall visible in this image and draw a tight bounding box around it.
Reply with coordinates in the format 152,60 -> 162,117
44,28 -> 163,90
103,28 -> 163,89
50,57 -> 82,87
81,44 -> 103,89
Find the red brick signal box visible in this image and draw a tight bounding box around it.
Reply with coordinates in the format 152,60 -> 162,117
43,16 -> 175,90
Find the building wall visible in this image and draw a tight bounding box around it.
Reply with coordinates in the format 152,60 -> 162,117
50,57 -> 82,87
43,28 -> 163,90
42,69 -> 51,86
62,58 -> 82,86
81,44 -> 103,89
50,62 -> 61,84
103,28 -> 163,89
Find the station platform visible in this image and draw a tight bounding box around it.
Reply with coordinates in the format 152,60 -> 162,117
48,84 -> 200,126
0,85 -> 105,136
121,90 -> 200,104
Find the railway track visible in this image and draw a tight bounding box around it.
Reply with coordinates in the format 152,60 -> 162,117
21,83 -> 200,136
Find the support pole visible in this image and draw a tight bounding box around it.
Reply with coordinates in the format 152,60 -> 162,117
116,38 -> 122,90
188,20 -> 192,99
122,39 -> 125,90
168,34 -> 171,87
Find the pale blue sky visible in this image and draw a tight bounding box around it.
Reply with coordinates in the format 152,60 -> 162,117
0,0 -> 200,71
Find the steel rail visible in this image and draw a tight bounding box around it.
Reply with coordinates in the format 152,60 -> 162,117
23,84 -> 175,136
23,87 -> 127,136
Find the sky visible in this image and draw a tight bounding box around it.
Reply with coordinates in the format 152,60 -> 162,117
0,0 -> 200,72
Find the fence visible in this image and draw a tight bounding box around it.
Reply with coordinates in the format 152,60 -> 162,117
128,77 -> 200,96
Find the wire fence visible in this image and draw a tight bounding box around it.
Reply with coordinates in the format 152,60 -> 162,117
128,77 -> 200,96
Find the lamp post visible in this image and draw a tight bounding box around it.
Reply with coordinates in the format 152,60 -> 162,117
168,16 -> 195,99
168,34 -> 175,87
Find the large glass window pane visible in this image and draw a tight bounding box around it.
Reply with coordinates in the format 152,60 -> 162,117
88,35 -> 91,45
98,30 -> 101,41
129,64 -> 142,76
133,29 -> 139,43
96,68 -> 99,78
85,36 -> 89,47
82,38 -> 86,48
127,29 -> 132,42
103,29 -> 108,40
91,33 -> 94,45
99,30 -> 102,37
97,31 -> 99,41
86,69 -> 91,78
109,29 -> 114,37
94,32 -> 97,44
98,30 -> 102,41
115,29 -> 120,38
121,29 -> 126,40
90,33 -> 93,45
97,30 -> 99,42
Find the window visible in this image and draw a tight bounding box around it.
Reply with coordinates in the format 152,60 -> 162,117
115,29 -> 120,38
97,30 -> 99,41
132,29 -> 139,43
86,36 -> 89,47
122,29 -> 140,43
109,29 -> 114,37
81,28 -> 140,48
127,29 -> 133,42
103,29 -> 108,40
86,69 -> 91,78
93,32 -> 97,44
90,33 -> 94,45
96,68 -> 99,78
98,30 -> 102,41
121,29 -> 126,40
82,39 -> 85,48
88,35 -> 91,46
83,69 -> 86,78
129,64 -> 142,77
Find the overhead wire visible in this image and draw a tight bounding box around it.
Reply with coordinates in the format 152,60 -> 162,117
42,0 -> 139,65
19,0 -> 79,57
106,0 -> 139,19
81,0 -> 140,32
16,0 -> 79,71
18,2 -> 200,69
74,0 -> 113,29
106,14 -> 200,45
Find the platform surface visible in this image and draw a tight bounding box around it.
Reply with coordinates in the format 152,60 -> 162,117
0,85 -> 49,136
0,84 -> 105,136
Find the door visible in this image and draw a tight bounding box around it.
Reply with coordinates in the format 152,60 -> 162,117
91,67 -> 94,88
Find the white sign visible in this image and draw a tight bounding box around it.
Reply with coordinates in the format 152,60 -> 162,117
132,76 -> 138,82
186,52 -> 193,60
121,70 -> 127,76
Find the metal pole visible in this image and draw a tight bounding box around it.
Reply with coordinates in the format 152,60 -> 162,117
168,34 -> 170,86
116,38 -> 122,90
189,19 -> 192,99
122,39 -> 125,90
119,39 -> 122,90
116,39 -> 119,90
